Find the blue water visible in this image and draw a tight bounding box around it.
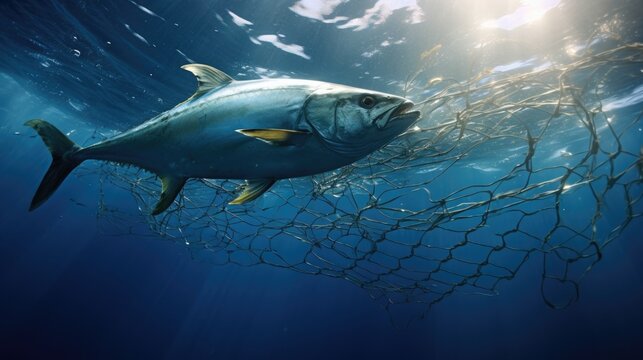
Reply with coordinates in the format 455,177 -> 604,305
1,0 -> 642,358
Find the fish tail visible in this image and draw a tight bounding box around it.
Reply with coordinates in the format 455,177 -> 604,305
25,119 -> 83,211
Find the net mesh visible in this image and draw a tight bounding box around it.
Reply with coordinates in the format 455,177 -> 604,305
89,43 -> 642,321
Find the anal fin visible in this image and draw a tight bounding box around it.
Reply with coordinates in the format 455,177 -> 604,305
229,179 -> 276,205
152,176 -> 187,215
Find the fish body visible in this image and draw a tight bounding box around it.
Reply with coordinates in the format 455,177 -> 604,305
27,64 -> 420,214
85,79 -> 360,179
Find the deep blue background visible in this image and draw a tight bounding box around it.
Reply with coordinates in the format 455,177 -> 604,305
1,1 -> 642,359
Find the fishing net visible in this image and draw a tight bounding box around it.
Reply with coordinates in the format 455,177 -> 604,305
91,43 -> 642,321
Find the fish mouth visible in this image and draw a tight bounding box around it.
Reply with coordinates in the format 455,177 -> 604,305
390,101 -> 421,121
374,101 -> 421,129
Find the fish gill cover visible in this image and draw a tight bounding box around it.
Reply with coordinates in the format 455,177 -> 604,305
1,0 -> 642,324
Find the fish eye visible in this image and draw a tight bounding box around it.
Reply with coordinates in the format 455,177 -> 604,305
359,95 -> 376,109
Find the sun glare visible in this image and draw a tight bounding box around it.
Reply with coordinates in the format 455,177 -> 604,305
481,0 -> 561,30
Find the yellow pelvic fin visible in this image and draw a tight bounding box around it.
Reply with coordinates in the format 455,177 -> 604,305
229,179 -> 276,205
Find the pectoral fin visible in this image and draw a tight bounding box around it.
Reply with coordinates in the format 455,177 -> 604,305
229,179 -> 276,205
152,176 -> 187,215
236,128 -> 310,146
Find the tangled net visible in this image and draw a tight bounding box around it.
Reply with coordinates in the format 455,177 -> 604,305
92,43 -> 642,321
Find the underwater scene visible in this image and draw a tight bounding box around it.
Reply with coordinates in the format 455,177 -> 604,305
1,0 -> 642,358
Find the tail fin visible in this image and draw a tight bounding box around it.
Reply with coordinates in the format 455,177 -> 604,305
25,119 -> 82,211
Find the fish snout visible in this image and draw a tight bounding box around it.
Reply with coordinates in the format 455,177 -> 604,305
389,100 -> 421,125
391,100 -> 416,118
374,100 -> 419,129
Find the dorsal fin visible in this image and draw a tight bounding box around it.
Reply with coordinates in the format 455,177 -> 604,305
181,64 -> 234,101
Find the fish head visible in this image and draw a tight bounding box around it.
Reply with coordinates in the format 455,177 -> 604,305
304,85 -> 421,158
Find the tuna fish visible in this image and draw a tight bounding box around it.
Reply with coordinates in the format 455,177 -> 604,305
26,64 -> 420,214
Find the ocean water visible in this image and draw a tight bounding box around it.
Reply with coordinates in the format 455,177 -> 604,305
1,0 -> 642,359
